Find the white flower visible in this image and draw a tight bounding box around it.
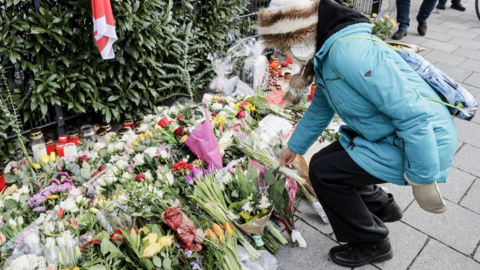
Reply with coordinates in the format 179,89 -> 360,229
168,106 -> 179,115
155,189 -> 164,198
105,132 -> 117,143
144,114 -> 156,125
10,192 -> 20,202
227,210 -> 240,221
95,185 -> 104,196
202,94 -> 213,105
212,103 -> 223,111
144,171 -> 153,181
116,194 -> 128,205
17,185 -> 29,194
109,154 -> 121,163
75,195 -> 85,204
107,144 -> 116,154
165,172 -> 174,185
116,160 -> 128,170
133,153 -> 145,166
104,175 -> 115,185
144,147 -> 157,159
242,202 -> 253,213
4,254 -> 45,270
120,172 -> 132,183
218,131 -> 234,155
258,196 -> 271,209
60,198 -> 79,213
8,219 -> 17,228
43,221 -> 54,233
93,142 -> 107,151
158,149 -> 169,159
228,102 -> 236,110
4,161 -> 17,175
17,216 -> 24,226
225,96 -> 234,103
115,142 -> 126,151
23,230 -> 40,248
57,221 -> 65,231
97,177 -> 107,187
109,166 -> 120,176
137,123 -> 148,133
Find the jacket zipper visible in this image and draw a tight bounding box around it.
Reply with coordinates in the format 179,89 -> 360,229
402,139 -> 411,169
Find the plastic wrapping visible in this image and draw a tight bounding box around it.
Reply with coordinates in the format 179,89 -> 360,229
242,39 -> 268,90
223,76 -> 255,97
208,53 -> 234,92
96,200 -> 133,234
237,246 -> 278,270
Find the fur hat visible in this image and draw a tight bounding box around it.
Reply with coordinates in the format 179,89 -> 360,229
257,0 -> 319,65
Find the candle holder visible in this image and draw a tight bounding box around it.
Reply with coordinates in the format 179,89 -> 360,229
64,143 -> 77,158
67,130 -> 79,146
101,122 -> 112,133
58,135 -> 68,144
45,138 -> 55,156
268,56 -> 280,70
29,129 -> 47,162
96,128 -> 107,143
81,124 -> 96,142
123,119 -> 134,131
118,128 -> 130,138
56,144 -> 65,157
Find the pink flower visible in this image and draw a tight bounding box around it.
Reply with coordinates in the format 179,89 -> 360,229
236,110 -> 246,119
68,187 -> 82,198
177,115 -> 185,121
124,145 -> 134,155
234,124 -> 242,131
135,173 -> 145,182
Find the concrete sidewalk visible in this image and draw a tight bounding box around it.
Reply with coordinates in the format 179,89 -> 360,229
276,1 -> 480,269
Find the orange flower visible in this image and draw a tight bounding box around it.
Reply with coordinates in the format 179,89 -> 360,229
204,228 -> 217,242
212,224 -> 225,244
224,222 -> 234,236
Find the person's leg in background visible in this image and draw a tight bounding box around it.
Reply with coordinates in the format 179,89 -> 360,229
416,0 -> 439,36
437,0 -> 447,9
437,0 -> 466,11
393,0 -> 411,40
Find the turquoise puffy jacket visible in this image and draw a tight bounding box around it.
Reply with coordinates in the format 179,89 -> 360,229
288,23 -> 457,186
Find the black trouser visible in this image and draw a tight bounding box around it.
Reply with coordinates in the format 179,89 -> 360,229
309,141 -> 390,243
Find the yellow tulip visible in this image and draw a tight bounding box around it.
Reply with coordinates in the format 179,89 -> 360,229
157,235 -> 173,247
40,154 -> 49,164
138,134 -> 145,141
141,243 -> 161,258
76,246 -> 81,257
384,14 -> 390,19
180,135 -> 188,143
224,222 -> 234,236
212,224 -> 225,244
73,267 -> 80,270
144,130 -> 153,138
47,195 -> 59,200
139,227 -> 149,235
49,152 -> 56,162
372,13 -> 377,18
142,233 -> 158,245
32,163 -> 41,170
205,228 -> 217,242
90,208 -> 99,214
5,184 -> 17,195
131,140 -> 139,146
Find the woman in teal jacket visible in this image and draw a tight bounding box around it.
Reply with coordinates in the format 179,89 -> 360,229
278,0 -> 457,268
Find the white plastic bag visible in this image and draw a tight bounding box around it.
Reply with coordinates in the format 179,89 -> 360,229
237,246 -> 278,270
224,76 -> 255,97
208,53 -> 234,92
242,39 -> 268,90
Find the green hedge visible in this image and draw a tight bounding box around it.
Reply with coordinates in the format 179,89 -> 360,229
0,0 -> 248,161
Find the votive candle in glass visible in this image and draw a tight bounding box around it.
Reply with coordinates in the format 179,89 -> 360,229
45,138 -> 55,155
30,129 -> 47,162
96,128 -> 107,143
58,135 -> 68,144
67,131 -> 79,146
64,143 -> 77,158
123,119 -> 134,131
56,144 -> 65,157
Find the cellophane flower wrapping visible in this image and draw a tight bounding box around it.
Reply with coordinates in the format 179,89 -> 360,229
185,110 -> 223,169
208,53 -> 234,92
241,39 -> 268,90
96,200 -> 133,235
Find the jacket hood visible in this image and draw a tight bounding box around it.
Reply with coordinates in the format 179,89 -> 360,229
315,0 -> 370,53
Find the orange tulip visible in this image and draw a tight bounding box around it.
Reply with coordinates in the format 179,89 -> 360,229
212,224 -> 225,244
224,222 -> 234,236
204,228 -> 217,242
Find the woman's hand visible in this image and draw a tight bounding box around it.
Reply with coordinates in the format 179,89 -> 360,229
279,147 -> 297,166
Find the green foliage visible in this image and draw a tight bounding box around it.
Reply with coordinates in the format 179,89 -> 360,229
0,0 -> 247,162
371,14 -> 396,41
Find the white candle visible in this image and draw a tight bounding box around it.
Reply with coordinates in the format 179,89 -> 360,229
64,143 -> 77,158
32,144 -> 47,162
97,135 -> 106,143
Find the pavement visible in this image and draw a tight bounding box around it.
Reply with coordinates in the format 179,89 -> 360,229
276,1 -> 480,269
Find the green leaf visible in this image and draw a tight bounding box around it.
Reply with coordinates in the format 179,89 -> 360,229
163,257 -> 172,269
31,27 -> 47,34
4,199 -> 19,210
264,170 -> 276,185
231,190 -> 238,198
153,256 -> 162,268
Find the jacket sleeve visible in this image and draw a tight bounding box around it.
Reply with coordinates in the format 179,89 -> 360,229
331,41 -> 440,184
288,86 -> 335,155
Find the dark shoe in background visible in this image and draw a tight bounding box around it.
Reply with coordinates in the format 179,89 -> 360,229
392,29 -> 408,40
418,21 -> 427,36
436,2 -> 446,9
330,238 -> 393,267
374,194 -> 403,223
451,2 -> 466,11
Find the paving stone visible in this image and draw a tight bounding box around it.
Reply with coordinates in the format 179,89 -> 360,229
355,264 -> 380,270
427,24 -> 453,35
459,58 -> 480,73
437,15 -> 469,23
423,49 -> 466,65
417,47 -> 433,56
422,39 -> 460,52
460,179 -> 480,214
476,36 -> 480,42
456,141 -> 465,153
296,198 -> 334,235
461,15 -> 480,22
465,85 -> 480,97
380,183 -> 414,211
452,144 -> 480,177
434,62 -> 473,82
453,47 -> 480,61
398,34 -> 429,46
464,72 -> 480,88
445,28 -> 480,39
449,37 -> 480,50
402,201 -> 480,255
276,220 -> 344,270
424,30 -> 454,42
410,239 -> 480,270
442,167 -> 476,203
469,27 -> 480,34
440,21 -> 473,30
475,246 -> 480,262
373,222 -> 428,270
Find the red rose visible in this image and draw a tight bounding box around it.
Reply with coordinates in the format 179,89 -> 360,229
177,115 -> 185,121
92,171 -> 100,177
174,127 -> 186,137
135,173 -> 145,182
185,164 -> 193,170
158,117 -> 173,128
173,161 -> 187,171
236,110 -> 246,119
78,155 -> 89,163
212,112 -> 218,117
98,165 -> 106,172
58,208 -> 64,218
218,100 -> 223,104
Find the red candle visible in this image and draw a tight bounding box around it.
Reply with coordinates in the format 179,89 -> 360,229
277,69 -> 282,76
67,131 -> 79,146
58,135 -> 68,144
123,119 -> 134,131
45,138 -> 55,155
269,56 -> 280,70
0,173 -> 6,192
56,144 -> 65,157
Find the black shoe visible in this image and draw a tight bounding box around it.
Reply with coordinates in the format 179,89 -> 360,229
374,194 -> 403,223
417,21 -> 427,36
392,29 -> 407,40
330,238 -> 393,268
436,2 -> 446,9
451,2 -> 466,11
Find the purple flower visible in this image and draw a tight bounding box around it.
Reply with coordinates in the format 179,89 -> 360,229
59,172 -> 70,179
185,175 -> 194,185
20,159 -> 27,166
191,258 -> 203,270
50,179 -> 61,185
28,194 -> 47,207
33,206 -> 46,212
207,163 -> 215,174
11,166 -> 20,172
62,179 -> 74,185
228,168 -> 236,174
185,250 -> 193,258
191,167 -> 204,179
